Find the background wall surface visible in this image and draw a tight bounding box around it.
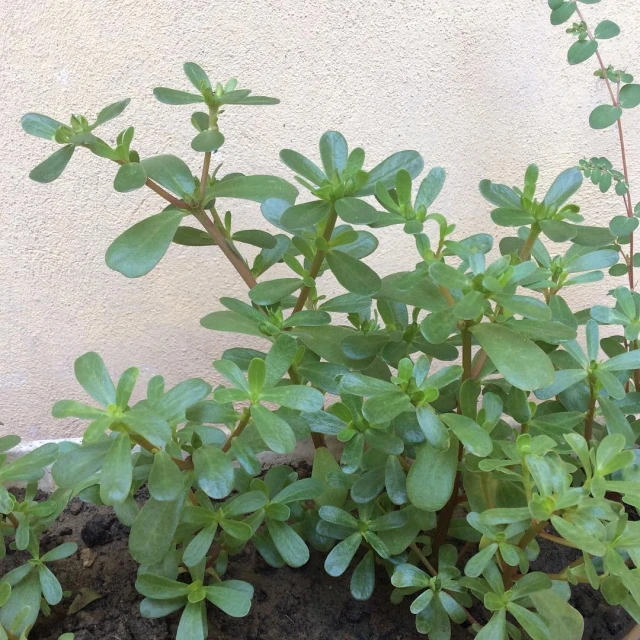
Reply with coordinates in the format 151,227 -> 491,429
2,0 -> 640,439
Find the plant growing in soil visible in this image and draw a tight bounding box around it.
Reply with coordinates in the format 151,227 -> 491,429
0,436 -> 75,640
4,3 -> 640,638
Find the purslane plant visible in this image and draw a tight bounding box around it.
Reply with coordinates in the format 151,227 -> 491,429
3,9 -> 640,637
0,437 -> 76,640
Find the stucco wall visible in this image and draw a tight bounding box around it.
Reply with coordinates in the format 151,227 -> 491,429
2,0 -> 640,440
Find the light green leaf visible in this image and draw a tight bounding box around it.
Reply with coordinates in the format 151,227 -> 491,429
176,601 -> 206,640
530,589 -> 584,640
93,99 -> 131,128
266,519 -> 309,568
440,413 -> 493,457
543,168 -> 583,209
205,583 -> 252,617
129,490 -> 187,565
407,441 -> 458,511
324,532 -> 361,576
416,167 -> 446,210
100,433 -> 132,505
319,131 -> 348,178
148,450 -> 184,501
280,200 -> 331,229
191,129 -> 224,152
470,323 -> 554,390
279,149 -> 326,185
359,151 -> 424,196
250,404 -> 296,454
183,62 -> 210,90
335,198 -> 379,225
260,385 -> 324,412
193,445 -> 234,499
74,352 -> 116,406
38,564 -> 63,605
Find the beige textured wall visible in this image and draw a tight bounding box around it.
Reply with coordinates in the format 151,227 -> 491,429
2,0 -> 640,439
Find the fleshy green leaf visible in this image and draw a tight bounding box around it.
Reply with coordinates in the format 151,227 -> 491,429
30,145 -> 74,183
250,404 -> 296,454
106,209 -> 184,277
74,352 -> 116,406
358,151 -> 424,196
193,445 -> 234,499
213,174 -> 298,204
407,441 -> 458,511
140,154 -> 195,196
21,113 -> 64,139
326,250 -> 381,295
248,278 -> 302,305
100,433 -> 132,505
114,162 -> 147,193
470,323 -> 554,390
153,87 -> 204,105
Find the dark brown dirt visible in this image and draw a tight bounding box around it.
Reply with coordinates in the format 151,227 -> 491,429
2,498 -> 635,640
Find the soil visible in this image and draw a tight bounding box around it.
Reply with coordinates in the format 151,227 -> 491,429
2,497 -> 635,640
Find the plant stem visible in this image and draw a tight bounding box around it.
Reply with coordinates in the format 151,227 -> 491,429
576,5 -> 635,291
131,434 -> 193,470
585,377 -> 597,444
291,204 -> 338,314
503,521 -> 547,589
221,410 -> 251,453
193,209 -> 257,288
538,531 -> 579,549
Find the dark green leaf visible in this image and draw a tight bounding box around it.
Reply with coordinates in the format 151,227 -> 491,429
594,20 -> 620,40
620,84 -> 640,109
191,129 -> 225,152
567,40 -> 598,65
590,105 -> 622,130
141,155 -> 195,196
153,87 -> 204,105
248,278 -> 302,305
326,250 -> 381,295
213,174 -> 297,204
21,113 -> 64,139
30,145 -> 74,183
